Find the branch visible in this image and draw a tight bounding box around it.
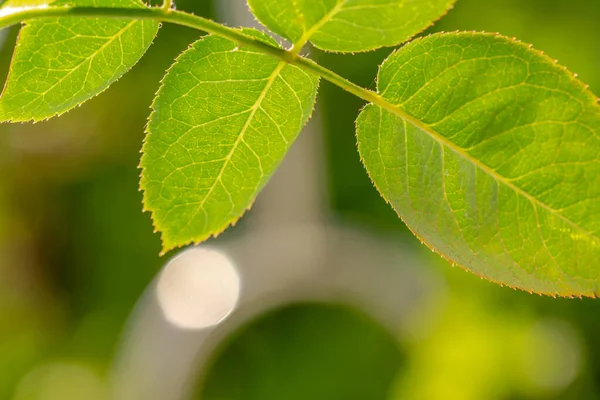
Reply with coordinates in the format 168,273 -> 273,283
0,4 -> 420,131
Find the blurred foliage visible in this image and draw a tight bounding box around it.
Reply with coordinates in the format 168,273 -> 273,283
391,252 -> 599,400
199,303 -> 404,400
0,0 -> 600,399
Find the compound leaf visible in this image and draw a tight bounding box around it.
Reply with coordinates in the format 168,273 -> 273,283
0,0 -> 159,122
141,30 -> 319,253
357,32 -> 600,297
248,0 -> 455,52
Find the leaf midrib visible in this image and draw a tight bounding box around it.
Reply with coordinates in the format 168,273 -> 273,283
171,60 -> 287,245
371,92 -> 600,244
291,0 -> 345,53
291,0 -> 413,53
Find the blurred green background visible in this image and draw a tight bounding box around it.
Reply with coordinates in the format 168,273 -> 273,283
1,0 -> 600,399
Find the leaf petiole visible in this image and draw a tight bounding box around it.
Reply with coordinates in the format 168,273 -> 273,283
161,0 -> 172,11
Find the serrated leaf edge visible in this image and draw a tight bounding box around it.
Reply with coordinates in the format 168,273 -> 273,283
140,32 -> 320,255
0,10 -> 159,123
357,31 -> 600,299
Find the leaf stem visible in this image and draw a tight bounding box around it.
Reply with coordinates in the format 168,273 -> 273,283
0,5 -> 419,127
161,0 -> 173,11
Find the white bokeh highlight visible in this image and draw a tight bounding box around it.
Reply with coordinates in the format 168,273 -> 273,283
156,247 -> 241,330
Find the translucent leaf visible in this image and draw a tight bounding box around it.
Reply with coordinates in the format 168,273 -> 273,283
248,0 -> 455,52
356,32 -> 600,297
0,0 -> 159,122
141,31 -> 319,253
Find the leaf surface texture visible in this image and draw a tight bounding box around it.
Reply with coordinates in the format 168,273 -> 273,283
248,0 -> 455,52
357,32 -> 600,296
141,31 -> 319,252
0,0 -> 159,121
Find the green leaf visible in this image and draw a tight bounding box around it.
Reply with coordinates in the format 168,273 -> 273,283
248,0 -> 455,52
356,32 -> 600,297
141,30 -> 319,253
0,0 -> 159,122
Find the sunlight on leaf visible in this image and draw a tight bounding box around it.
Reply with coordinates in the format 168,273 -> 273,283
248,0 -> 455,52
0,0 -> 159,122
141,30 -> 319,253
0,0 -> 48,15
357,32 -> 600,297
